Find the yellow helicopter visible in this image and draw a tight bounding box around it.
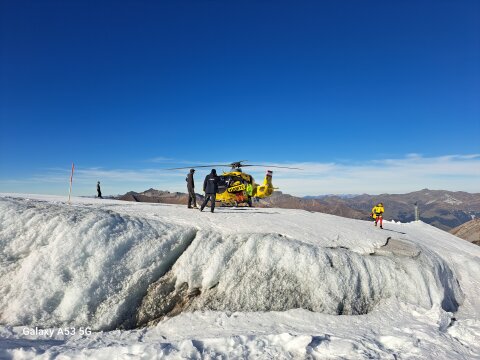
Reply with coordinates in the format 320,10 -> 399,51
167,161 -> 300,207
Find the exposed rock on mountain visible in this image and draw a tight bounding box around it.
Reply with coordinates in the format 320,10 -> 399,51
118,188 -> 202,205
323,189 -> 480,231
450,218 -> 480,246
255,191 -> 366,219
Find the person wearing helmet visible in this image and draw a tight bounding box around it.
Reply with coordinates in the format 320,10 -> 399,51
200,169 -> 219,213
371,202 -> 384,229
96,181 -> 103,199
186,169 -> 197,208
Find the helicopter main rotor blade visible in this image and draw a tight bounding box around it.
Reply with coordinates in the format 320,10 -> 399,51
164,161 -> 302,170
164,164 -> 233,170
241,164 -> 303,170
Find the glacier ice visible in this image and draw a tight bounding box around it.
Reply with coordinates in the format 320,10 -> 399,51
0,197 -> 464,332
137,231 -> 463,326
0,197 -> 196,330
1,194 -> 480,359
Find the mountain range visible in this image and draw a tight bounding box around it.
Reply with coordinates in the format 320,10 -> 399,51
300,189 -> 480,231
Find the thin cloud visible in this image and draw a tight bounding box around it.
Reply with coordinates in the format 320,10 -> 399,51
1,154 -> 479,196
145,156 -> 175,163
269,154 -> 480,195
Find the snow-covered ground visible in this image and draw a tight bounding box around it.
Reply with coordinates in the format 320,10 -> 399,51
1,193 -> 479,359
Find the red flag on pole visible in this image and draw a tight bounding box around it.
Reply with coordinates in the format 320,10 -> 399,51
68,162 -> 75,203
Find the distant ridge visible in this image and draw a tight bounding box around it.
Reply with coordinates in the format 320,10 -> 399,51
118,189 -> 202,205
450,218 -> 480,246
317,189 -> 480,231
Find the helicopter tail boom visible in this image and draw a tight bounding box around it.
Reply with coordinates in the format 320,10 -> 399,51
254,170 -> 274,198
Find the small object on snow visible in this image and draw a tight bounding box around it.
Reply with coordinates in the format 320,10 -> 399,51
188,288 -> 201,297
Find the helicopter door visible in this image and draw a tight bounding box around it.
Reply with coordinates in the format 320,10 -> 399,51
217,176 -> 228,194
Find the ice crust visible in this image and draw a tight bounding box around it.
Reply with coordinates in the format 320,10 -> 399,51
1,194 -> 479,359
0,197 -> 196,330
0,196 -> 463,330
137,231 -> 462,324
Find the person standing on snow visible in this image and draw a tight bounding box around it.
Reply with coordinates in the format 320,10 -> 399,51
371,202 -> 384,229
246,180 -> 254,207
200,169 -> 219,213
186,169 -> 197,208
97,181 -> 103,199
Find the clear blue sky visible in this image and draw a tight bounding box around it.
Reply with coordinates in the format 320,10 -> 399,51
1,0 -> 479,195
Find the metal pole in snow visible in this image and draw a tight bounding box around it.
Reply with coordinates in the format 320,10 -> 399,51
68,162 -> 74,204
414,202 -> 419,222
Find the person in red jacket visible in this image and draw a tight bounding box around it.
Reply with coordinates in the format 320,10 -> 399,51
371,203 -> 385,229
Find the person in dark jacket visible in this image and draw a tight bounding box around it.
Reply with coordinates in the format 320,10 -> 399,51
186,169 -> 197,208
200,169 -> 219,213
97,181 -> 103,199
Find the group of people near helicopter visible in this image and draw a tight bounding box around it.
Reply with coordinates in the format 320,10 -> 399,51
186,168 -> 219,213
186,168 -> 386,227
96,168 -> 386,225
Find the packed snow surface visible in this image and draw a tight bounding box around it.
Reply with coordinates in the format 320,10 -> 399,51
1,193 -> 480,359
